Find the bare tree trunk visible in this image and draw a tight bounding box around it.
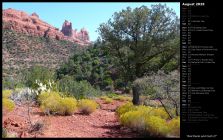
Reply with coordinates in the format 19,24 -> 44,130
132,63 -> 142,105
166,87 -> 179,116
132,86 -> 140,105
158,98 -> 172,119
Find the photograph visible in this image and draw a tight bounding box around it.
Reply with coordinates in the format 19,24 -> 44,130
2,2 -> 180,138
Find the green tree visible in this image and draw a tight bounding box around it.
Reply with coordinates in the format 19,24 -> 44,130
98,4 -> 180,105
22,65 -> 56,89
56,44 -> 114,90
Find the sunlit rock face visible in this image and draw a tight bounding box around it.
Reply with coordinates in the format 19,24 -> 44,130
3,8 -> 91,46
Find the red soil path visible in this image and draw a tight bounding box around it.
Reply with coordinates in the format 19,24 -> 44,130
2,99 -> 141,138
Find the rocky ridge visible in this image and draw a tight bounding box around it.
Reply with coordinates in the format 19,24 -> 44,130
3,8 -> 91,46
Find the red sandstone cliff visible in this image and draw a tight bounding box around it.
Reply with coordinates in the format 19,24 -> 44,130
2,8 -> 91,46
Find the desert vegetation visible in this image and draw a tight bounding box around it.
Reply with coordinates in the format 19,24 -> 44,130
2,4 -> 180,138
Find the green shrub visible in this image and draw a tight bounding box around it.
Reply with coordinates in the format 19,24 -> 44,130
132,71 -> 180,118
132,76 -> 156,96
114,78 -> 125,89
113,95 -> 132,102
56,45 -> 113,91
143,99 -> 162,107
107,92 -> 118,98
3,77 -> 17,90
3,98 -> 15,112
58,76 -> 101,99
103,77 -> 113,87
167,117 -> 180,136
22,65 -> 56,89
78,99 -> 98,114
145,116 -> 169,137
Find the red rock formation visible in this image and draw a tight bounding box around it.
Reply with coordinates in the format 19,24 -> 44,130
79,28 -> 90,42
61,20 -> 73,36
3,8 -> 91,46
61,20 -> 90,44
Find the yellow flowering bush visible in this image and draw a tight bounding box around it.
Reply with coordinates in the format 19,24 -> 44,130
145,116 -> 170,137
150,108 -> 170,120
100,96 -> 113,103
116,103 -> 180,137
104,97 -> 113,104
3,90 -> 12,98
120,110 -> 147,130
38,91 -> 61,104
78,99 -> 98,114
60,97 -> 77,115
116,102 -> 154,117
3,90 -> 15,112
100,96 -> 107,100
3,98 -> 15,112
116,102 -> 136,117
135,105 -> 153,112
113,95 -> 132,102
39,91 -> 77,115
167,117 -> 180,136
40,93 -> 61,114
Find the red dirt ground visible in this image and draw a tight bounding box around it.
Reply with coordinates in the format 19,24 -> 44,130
2,99 -> 142,138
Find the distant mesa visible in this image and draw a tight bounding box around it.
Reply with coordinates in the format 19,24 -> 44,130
2,8 -> 91,46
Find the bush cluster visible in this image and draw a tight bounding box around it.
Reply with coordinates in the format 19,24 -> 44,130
100,96 -> 113,104
132,70 -> 180,116
38,91 -> 77,115
167,117 -> 180,136
3,99 -> 15,112
113,95 -> 132,102
143,99 -> 161,107
78,99 -> 98,114
120,110 -> 147,131
3,90 -> 12,98
104,97 -> 113,104
116,103 -> 180,137
58,76 -> 101,99
103,92 -> 132,102
10,88 -> 38,104
116,102 -> 136,117
145,116 -> 170,137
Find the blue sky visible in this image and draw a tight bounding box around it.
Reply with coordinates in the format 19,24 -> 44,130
3,2 -> 180,41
